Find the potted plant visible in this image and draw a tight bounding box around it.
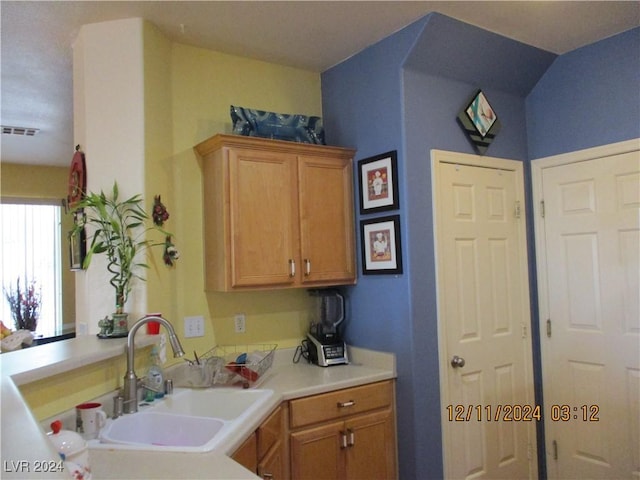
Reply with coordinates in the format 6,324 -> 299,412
72,182 -> 170,336
3,277 -> 41,332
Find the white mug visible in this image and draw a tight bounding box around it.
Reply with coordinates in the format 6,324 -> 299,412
76,402 -> 107,440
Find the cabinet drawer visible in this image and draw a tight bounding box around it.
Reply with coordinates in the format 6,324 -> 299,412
289,381 -> 393,429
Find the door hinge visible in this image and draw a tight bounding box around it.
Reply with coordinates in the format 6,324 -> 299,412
540,200 -> 545,218
522,323 -> 527,338
546,319 -> 552,338
552,440 -> 558,460
515,200 -> 521,219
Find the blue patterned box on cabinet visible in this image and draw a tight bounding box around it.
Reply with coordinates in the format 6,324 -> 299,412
230,105 -> 325,145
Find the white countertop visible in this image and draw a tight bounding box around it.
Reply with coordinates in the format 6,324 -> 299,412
0,336 -> 395,479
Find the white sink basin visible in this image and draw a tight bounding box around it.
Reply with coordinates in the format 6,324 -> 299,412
101,412 -> 225,448
152,387 -> 271,420
96,387 -> 274,452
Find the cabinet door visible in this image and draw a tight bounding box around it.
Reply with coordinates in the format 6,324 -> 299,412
344,409 -> 397,480
298,155 -> 356,285
232,432 -> 258,473
228,148 -> 299,287
290,420 -> 344,480
258,440 -> 286,480
258,405 -> 283,459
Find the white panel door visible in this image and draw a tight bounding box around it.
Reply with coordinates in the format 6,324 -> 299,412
433,151 -> 536,480
536,148 -> 640,479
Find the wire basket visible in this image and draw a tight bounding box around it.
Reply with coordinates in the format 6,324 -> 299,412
205,344 -> 276,388
170,344 -> 276,389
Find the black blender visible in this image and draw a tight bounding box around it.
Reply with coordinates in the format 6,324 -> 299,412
306,289 -> 349,366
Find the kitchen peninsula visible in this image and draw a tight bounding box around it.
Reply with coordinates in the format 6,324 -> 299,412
1,336 -> 396,479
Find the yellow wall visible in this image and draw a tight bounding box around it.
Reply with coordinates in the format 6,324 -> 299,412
143,21 -> 179,334
1,163 -> 69,199
0,163 -> 76,333
148,40 -> 322,358
19,346 -> 153,420
17,22 -> 323,420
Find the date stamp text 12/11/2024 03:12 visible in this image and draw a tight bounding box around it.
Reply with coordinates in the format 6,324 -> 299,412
446,404 -> 600,422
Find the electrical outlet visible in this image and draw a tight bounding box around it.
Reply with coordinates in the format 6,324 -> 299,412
184,316 -> 205,338
234,314 -> 246,333
77,322 -> 88,336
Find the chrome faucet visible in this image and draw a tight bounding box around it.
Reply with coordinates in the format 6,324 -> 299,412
123,315 -> 185,414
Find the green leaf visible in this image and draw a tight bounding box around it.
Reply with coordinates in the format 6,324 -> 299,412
69,180 -> 174,310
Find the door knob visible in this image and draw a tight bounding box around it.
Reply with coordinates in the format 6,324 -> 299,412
451,355 -> 466,368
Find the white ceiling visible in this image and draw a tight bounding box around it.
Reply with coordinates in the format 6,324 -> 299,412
1,1 -> 638,167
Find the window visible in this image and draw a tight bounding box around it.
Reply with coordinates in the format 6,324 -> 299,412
1,201 -> 63,338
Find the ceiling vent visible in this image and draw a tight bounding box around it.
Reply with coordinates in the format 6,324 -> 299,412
2,126 -> 40,136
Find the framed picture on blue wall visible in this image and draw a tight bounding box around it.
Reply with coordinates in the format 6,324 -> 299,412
360,215 -> 403,275
357,151 -> 399,214
457,89 -> 501,155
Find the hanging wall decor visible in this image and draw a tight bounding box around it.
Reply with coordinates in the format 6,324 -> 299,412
68,146 -> 87,270
360,215 -> 403,275
457,90 -> 501,155
67,146 -> 86,208
69,210 -> 86,270
153,195 -> 179,267
163,236 -> 180,267
357,150 -> 399,214
152,195 -> 169,226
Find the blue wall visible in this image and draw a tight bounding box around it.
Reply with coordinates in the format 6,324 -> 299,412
322,17 -> 427,480
527,27 -> 640,158
323,14 -> 639,480
399,14 -> 555,475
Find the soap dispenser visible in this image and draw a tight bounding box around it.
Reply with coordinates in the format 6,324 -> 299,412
47,420 -> 92,480
144,346 -> 165,401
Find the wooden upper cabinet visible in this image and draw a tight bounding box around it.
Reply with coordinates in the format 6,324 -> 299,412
195,134 -> 356,291
229,147 -> 299,287
298,155 -> 356,285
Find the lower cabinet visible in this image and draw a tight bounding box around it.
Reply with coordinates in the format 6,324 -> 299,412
258,405 -> 286,479
232,432 -> 258,474
232,380 -> 397,480
288,381 -> 397,480
232,405 -> 287,479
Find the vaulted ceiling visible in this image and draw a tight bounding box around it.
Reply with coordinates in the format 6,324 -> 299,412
2,1 -> 638,167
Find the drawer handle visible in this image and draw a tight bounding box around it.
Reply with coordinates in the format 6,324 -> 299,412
337,400 -> 355,408
262,474 -> 273,479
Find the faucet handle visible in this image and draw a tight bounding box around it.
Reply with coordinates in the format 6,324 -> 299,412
164,379 -> 173,395
141,380 -> 164,394
112,392 -> 124,419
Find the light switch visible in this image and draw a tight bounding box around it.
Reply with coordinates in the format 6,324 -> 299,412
184,316 -> 205,338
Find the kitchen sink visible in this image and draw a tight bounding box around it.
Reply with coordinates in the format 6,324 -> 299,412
100,412 -> 225,448
95,387 -> 274,452
151,387 -> 271,420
